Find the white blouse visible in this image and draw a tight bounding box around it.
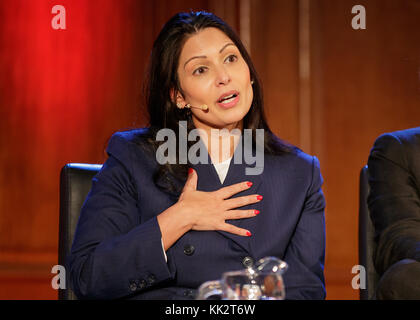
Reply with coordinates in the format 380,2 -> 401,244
212,156 -> 232,184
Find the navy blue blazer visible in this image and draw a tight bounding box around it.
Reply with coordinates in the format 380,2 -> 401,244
68,129 -> 326,299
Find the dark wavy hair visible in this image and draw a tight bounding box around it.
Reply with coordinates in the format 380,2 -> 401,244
141,11 -> 295,195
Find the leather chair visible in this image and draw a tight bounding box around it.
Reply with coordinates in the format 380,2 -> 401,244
59,163 -> 102,300
358,165 -> 380,299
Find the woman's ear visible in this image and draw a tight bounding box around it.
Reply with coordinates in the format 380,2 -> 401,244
171,88 -> 186,109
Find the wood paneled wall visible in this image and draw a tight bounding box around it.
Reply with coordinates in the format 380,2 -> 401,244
310,0 -> 420,299
250,0 -> 420,299
1,0 -> 419,299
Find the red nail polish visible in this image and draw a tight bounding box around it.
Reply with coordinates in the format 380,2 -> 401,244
188,168 -> 194,175
254,210 -> 260,215
246,181 -> 253,187
246,231 -> 252,236
256,195 -> 263,201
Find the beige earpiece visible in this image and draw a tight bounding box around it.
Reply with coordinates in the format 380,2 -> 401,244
181,103 -> 208,111
190,104 -> 208,111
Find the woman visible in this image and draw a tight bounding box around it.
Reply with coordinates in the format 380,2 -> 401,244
68,11 -> 326,300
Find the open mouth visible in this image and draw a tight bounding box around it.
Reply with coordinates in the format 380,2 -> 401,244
218,93 -> 238,103
216,91 -> 240,109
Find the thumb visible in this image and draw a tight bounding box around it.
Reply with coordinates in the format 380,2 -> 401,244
183,168 -> 198,192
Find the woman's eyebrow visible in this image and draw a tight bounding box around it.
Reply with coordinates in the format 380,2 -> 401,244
219,42 -> 235,54
183,42 -> 236,69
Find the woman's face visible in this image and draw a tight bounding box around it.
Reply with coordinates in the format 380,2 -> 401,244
176,27 -> 253,131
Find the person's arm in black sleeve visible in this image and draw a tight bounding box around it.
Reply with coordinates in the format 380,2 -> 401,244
67,133 -> 175,299
367,133 -> 420,276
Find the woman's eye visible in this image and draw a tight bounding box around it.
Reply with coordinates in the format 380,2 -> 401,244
193,67 -> 207,75
225,54 -> 238,63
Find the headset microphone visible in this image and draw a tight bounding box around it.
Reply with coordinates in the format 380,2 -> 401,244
186,104 -> 208,111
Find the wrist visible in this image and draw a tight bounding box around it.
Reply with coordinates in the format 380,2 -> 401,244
173,201 -> 194,231
157,202 -> 192,251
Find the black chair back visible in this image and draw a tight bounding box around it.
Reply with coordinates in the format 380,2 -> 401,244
59,163 -> 102,300
358,165 -> 380,299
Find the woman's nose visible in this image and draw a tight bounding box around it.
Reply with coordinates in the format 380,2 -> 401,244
215,66 -> 231,86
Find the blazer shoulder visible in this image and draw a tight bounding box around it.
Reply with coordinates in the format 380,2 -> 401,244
265,148 -> 321,186
370,132 -> 403,160
370,127 -> 420,174
109,127 -> 152,145
392,126 -> 420,140
267,147 -> 318,168
373,127 -> 420,149
371,127 -> 420,157
391,127 -> 420,151
106,128 -> 155,168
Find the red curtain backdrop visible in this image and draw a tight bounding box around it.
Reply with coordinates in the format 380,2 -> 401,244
0,0 -> 208,299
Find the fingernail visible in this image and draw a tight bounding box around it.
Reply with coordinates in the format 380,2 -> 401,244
246,181 -> 253,187
246,231 -> 252,236
256,195 -> 263,201
254,210 -> 260,215
188,168 -> 194,175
